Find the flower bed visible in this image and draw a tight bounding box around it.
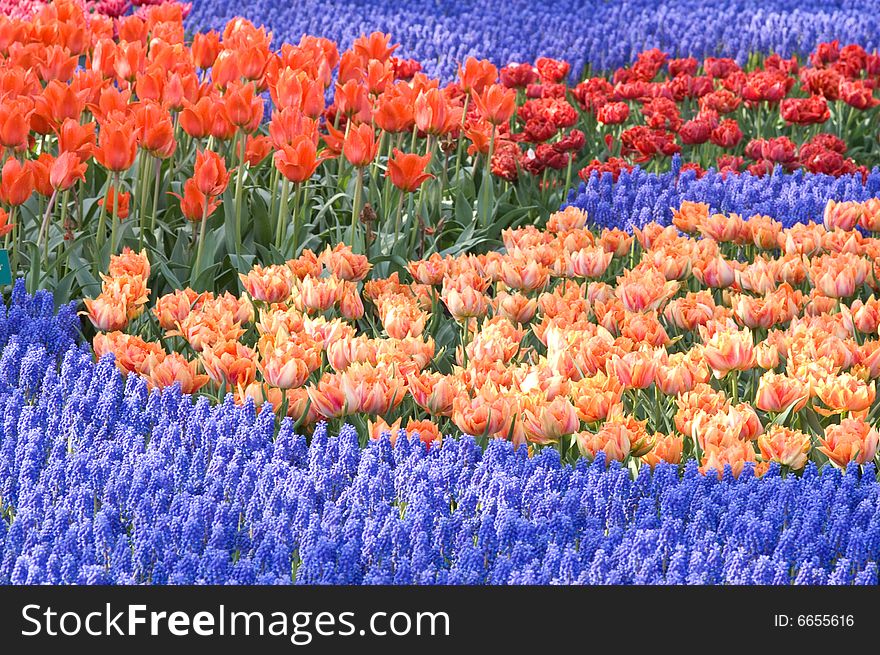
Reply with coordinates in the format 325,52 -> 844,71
1,293 -> 878,584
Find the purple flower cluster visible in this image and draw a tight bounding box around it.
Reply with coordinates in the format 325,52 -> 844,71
0,283 -> 878,585
566,159 -> 880,231
186,0 -> 880,80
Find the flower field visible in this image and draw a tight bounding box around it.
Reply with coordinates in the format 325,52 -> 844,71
1,0 -> 880,586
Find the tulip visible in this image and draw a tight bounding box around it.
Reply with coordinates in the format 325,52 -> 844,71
200,341 -> 258,391
274,136 -> 321,184
758,426 -> 811,470
0,96 -> 33,151
0,208 -> 14,238
342,123 -> 378,168
146,352 -> 209,394
473,84 -> 516,126
0,158 -> 33,206
179,97 -> 215,139
98,186 -> 131,221
755,372 -> 808,413
223,81 -> 264,131
193,149 -> 230,197
94,118 -> 137,173
240,265 -> 293,304
49,152 -> 86,191
819,418 -> 880,468
386,149 -> 433,193
83,294 -> 129,331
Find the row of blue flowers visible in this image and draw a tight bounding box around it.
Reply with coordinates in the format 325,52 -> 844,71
0,280 -> 878,584
187,0 -> 880,80
566,160 -> 880,231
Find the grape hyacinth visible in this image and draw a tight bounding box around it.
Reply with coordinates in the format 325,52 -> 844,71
566,160 -> 880,231
0,283 -> 878,585
186,0 -> 880,80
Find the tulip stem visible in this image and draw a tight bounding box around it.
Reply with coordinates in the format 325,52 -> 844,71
38,189 -> 58,258
453,94 -> 470,182
95,183 -> 110,250
349,166 -> 363,249
233,132 -> 246,259
109,173 -> 120,255
8,205 -> 18,278
193,201 -> 209,286
150,157 -> 161,233
275,178 -> 290,251
394,191 -> 404,240
290,182 -> 303,256
268,164 -> 280,222
138,154 -> 152,251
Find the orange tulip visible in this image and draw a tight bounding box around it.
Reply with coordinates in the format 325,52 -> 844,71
373,92 -> 414,133
200,341 -> 258,390
179,96 -> 215,139
56,117 -> 96,161
193,149 -> 230,197
146,352 -> 209,394
459,56 -> 498,94
642,433 -> 684,467
0,208 -> 14,237
274,135 -> 322,183
452,392 -> 507,437
258,342 -> 312,390
342,122 -> 378,167
0,96 -> 33,150
173,178 -> 220,222
522,395 -> 579,445
404,419 -> 442,448
223,81 -> 264,131
823,199 -> 862,232
441,283 -> 488,321
300,275 -> 342,313
819,418 -> 880,468
702,328 -> 756,378
386,149 -> 433,192
242,135 -> 272,166
413,88 -> 451,135
95,117 -> 137,172
0,158 -> 34,206
97,186 -> 130,220
473,83 -> 516,125
134,101 -> 176,159
34,79 -> 86,130
339,362 -> 405,416
240,265 -> 293,304
49,152 -> 87,190
192,30 -> 221,69
83,294 -> 129,331
407,371 -> 456,416
671,201 -> 709,233
754,372 -> 808,413
814,374 -> 875,416
609,347 -> 658,390
758,426 -> 811,469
